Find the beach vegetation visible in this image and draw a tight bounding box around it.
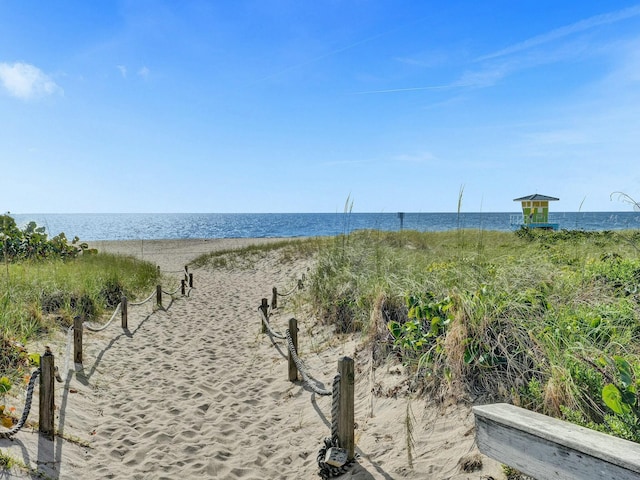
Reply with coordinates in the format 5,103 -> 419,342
305,227 -> 640,442
0,216 -> 160,385
191,237 -> 327,270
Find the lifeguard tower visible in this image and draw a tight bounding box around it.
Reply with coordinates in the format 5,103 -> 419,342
512,194 -> 560,230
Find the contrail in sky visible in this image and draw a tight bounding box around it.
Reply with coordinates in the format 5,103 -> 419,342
353,83 -> 470,95
256,16 -> 429,83
477,4 -> 640,61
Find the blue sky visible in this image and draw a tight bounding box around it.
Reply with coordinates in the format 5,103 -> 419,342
1,1 -> 640,213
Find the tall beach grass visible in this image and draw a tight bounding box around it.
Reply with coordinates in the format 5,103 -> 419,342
1,253 -> 159,372
304,227 -> 640,440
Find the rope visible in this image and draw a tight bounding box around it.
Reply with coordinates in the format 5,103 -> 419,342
259,308 -> 286,340
330,373 -> 340,441
161,285 -> 182,296
129,290 -> 157,306
0,368 -> 40,439
84,302 -> 122,332
285,329 -> 331,396
276,283 -> 298,297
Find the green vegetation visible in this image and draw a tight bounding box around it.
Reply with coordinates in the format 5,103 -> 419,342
191,238 -> 326,269
1,214 -> 90,261
5,208 -> 640,447
1,215 -> 160,397
307,227 -> 640,442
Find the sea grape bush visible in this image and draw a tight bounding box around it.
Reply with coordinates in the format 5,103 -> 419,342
0,214 -> 88,261
388,293 -> 454,367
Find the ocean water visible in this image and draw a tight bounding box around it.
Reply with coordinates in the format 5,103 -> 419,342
10,212 -> 640,241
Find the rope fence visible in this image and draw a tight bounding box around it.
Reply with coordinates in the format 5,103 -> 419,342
3,263 -> 353,478
0,265 -> 196,441
258,274 -> 357,478
270,274 -> 304,310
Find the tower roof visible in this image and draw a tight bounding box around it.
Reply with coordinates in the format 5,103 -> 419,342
513,194 -> 559,202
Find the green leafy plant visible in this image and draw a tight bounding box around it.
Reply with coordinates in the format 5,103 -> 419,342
0,214 -> 88,262
0,376 -> 14,428
388,293 -> 454,368
600,356 -> 640,439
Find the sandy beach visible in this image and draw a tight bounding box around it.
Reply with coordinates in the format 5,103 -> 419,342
1,239 -> 505,479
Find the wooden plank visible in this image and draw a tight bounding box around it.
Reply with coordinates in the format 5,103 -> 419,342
473,403 -> 640,480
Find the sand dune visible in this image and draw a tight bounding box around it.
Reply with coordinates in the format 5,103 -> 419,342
0,239 -> 504,479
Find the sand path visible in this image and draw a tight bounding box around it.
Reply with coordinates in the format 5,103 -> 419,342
1,239 -> 504,479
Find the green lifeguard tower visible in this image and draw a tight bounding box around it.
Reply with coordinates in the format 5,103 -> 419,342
513,194 -> 560,230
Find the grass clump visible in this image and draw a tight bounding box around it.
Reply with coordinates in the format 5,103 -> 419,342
191,238 -> 327,270
306,228 -> 640,441
1,253 -> 159,342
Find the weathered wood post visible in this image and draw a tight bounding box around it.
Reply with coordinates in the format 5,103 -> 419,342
121,295 -> 128,329
272,287 -> 278,309
181,279 -> 186,296
338,356 -> 355,460
157,265 -> 160,275
39,347 -> 55,440
297,279 -> 304,290
259,298 -> 269,333
288,318 -> 298,381
156,285 -> 162,307
73,316 -> 83,364
189,273 -> 194,288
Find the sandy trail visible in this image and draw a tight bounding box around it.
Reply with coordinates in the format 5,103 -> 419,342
0,239 -> 504,479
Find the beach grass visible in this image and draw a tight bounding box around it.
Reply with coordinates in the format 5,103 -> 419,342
303,228 -> 640,441
1,252 -> 159,380
191,237 -> 328,269
4,226 -> 640,447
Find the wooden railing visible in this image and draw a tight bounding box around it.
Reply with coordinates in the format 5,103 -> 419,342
473,403 -> 640,480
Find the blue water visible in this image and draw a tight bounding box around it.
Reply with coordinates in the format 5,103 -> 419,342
10,212 -> 640,241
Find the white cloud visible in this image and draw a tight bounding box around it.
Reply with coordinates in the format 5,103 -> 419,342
117,65 -> 127,78
138,66 -> 150,78
0,62 -> 62,100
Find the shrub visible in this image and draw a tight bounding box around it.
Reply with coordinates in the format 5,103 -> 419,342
1,214 -> 88,262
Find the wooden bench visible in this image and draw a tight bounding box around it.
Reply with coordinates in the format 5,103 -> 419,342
473,403 -> 640,480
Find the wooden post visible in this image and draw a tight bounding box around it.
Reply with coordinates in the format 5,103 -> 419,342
189,273 -> 194,288
288,318 -> 298,381
298,279 -> 304,290
181,279 -> 186,295
73,316 -> 83,364
271,287 -> 278,309
157,265 -> 160,275
156,285 -> 162,307
39,347 -> 55,440
121,295 -> 128,329
259,298 -> 269,333
338,356 -> 355,460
